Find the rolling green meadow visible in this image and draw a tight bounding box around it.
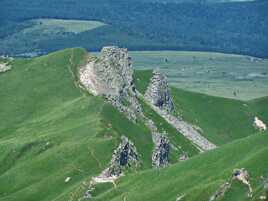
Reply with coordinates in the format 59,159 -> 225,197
0,48 -> 267,201
1,0 -> 268,200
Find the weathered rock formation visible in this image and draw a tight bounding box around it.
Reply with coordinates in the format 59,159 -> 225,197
209,168 -> 252,201
232,168 -> 252,197
84,136 -> 139,199
140,70 -> 216,151
145,70 -> 174,113
253,116 -> 267,131
143,117 -> 170,168
0,63 -> 11,73
79,46 -> 142,120
80,46 -> 133,96
152,133 -> 170,168
104,136 -> 139,177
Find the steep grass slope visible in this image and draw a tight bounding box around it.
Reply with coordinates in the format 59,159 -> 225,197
0,49 -> 198,201
134,70 -> 268,145
0,49 -> 146,201
0,48 -> 115,201
0,49 -> 266,201
92,132 -> 268,201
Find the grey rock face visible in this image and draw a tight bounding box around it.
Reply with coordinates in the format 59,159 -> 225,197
80,46 -> 142,121
80,46 -> 133,96
152,133 -> 170,168
145,70 -> 174,113
106,136 -> 139,177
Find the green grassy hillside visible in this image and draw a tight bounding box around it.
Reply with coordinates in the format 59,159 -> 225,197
0,49 -> 267,201
134,70 -> 268,145
0,49 -> 197,201
0,49 -> 149,201
92,132 -> 268,201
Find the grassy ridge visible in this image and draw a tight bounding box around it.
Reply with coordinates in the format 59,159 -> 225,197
0,48 -> 115,201
0,49 -> 154,201
0,49 -> 267,201
0,49 -> 197,201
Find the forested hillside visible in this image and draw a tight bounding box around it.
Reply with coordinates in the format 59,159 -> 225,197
0,0 -> 267,57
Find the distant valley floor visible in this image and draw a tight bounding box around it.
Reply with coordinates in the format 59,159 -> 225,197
130,51 -> 268,101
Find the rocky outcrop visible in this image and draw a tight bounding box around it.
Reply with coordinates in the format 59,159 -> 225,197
140,70 -> 216,151
152,133 -> 170,168
253,116 -> 267,131
209,168 -> 252,201
84,136 -> 139,199
0,63 -> 11,73
104,136 -> 139,177
79,46 -> 142,121
80,46 -> 133,96
232,168 -> 252,197
145,70 -> 174,113
179,153 -> 189,161
143,117 -> 170,168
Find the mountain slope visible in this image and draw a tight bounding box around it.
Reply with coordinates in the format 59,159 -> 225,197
92,132 -> 268,201
134,69 -> 267,145
0,48 -> 198,201
0,49 -> 267,201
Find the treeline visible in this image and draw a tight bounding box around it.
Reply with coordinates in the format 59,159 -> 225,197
0,0 -> 268,57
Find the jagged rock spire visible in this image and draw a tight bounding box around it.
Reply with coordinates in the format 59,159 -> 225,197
145,70 -> 174,113
79,46 -> 133,96
152,133 -> 170,168
105,136 -> 139,177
